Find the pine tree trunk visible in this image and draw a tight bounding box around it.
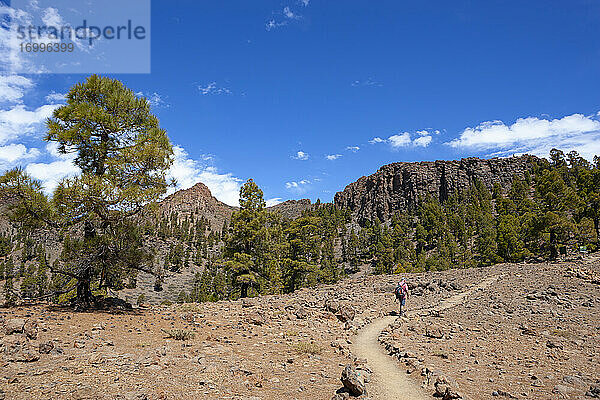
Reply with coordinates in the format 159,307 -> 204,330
75,268 -> 94,310
549,230 -> 558,259
73,221 -> 96,309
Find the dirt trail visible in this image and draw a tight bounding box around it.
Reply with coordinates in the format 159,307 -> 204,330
352,275 -> 499,399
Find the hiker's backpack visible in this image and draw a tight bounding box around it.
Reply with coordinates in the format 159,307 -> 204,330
394,284 -> 405,299
394,284 -> 407,299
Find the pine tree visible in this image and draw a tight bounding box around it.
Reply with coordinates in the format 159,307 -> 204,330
224,179 -> 270,298
4,277 -> 15,305
0,75 -> 173,308
346,229 -> 360,271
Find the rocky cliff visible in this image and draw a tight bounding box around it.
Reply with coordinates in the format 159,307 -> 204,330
334,155 -> 539,224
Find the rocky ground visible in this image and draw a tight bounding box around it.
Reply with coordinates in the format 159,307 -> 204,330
379,257 -> 600,400
1,257 -> 599,400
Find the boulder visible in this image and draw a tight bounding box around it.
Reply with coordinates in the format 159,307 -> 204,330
325,299 -> 340,314
425,325 -> 444,339
561,375 -> 587,391
552,384 -> 579,399
336,305 -> 355,323
4,319 -> 25,335
434,376 -> 462,400
23,319 -> 38,340
340,365 -> 366,396
38,341 -> 54,354
295,307 -> 308,319
247,311 -> 266,326
1,335 -> 40,362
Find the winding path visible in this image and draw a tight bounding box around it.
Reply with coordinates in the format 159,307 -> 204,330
352,275 -> 499,399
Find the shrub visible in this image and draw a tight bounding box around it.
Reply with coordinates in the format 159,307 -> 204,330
293,341 -> 322,355
161,328 -> 195,341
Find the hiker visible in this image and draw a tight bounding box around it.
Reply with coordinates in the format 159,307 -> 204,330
394,278 -> 409,316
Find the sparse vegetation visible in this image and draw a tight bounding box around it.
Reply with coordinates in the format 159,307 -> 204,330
293,341 -> 322,355
161,328 -> 195,341
284,329 -> 299,337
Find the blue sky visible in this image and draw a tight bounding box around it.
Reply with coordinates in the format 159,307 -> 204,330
1,0 -> 600,205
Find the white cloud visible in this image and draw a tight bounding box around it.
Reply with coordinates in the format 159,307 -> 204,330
351,78 -> 383,88
371,130 -> 435,148
0,144 -> 40,164
266,4 -> 305,31
283,7 -> 300,19
0,104 -> 60,144
25,159 -> 80,193
389,132 -> 412,148
38,7 -> 92,53
0,74 -> 77,192
266,19 -> 288,31
369,137 -> 385,144
293,150 -> 309,160
285,179 -> 310,190
45,91 -> 66,103
45,141 -> 76,161
0,5 -> 35,73
326,154 -> 342,160
0,75 -> 34,103
413,135 -> 432,147
21,144 -> 244,203
168,145 -> 242,206
198,82 -> 231,95
41,7 -> 62,27
447,112 -> 600,160
135,91 -> 169,108
0,5 -> 82,73
266,198 -> 283,207
346,146 -> 360,152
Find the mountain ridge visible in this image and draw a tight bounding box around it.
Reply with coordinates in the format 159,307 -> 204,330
161,155 -> 540,228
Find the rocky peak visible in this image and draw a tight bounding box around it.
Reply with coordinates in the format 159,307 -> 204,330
334,155 -> 539,224
158,184 -> 315,229
159,183 -> 236,231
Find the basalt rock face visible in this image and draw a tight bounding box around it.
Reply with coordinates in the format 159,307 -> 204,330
334,155 -> 539,224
